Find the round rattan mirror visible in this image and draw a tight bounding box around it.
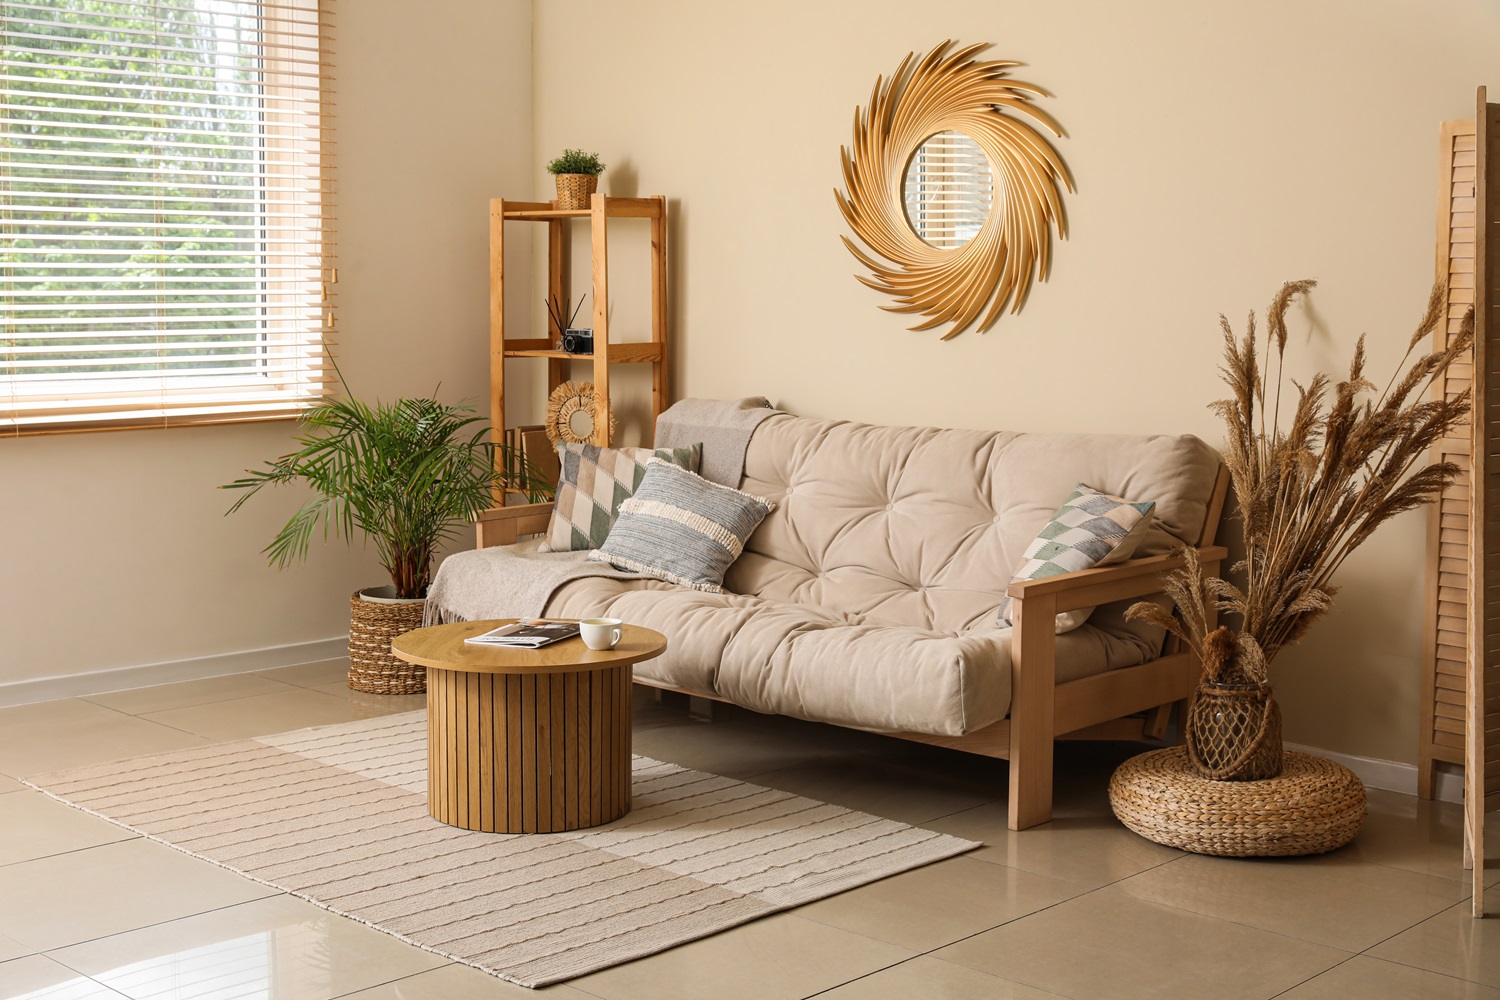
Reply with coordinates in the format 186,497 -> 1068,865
836,41 -> 1073,338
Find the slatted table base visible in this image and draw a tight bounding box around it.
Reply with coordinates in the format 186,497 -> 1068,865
426,663 -> 632,833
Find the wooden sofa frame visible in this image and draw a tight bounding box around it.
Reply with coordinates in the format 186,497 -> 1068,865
473,464 -> 1229,831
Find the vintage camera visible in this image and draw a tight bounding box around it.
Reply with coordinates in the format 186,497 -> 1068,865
561,329 -> 594,355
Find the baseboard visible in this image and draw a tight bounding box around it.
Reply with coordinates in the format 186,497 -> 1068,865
1284,741 -> 1464,804
0,636 -> 348,708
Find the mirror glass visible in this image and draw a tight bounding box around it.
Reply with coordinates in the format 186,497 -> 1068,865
902,131 -> 993,249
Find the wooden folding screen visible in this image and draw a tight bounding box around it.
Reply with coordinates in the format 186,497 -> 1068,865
1420,118 -> 1478,802
1470,89 -> 1500,915
1422,88 -> 1498,916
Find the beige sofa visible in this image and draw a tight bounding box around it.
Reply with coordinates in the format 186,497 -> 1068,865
476,413 -> 1228,830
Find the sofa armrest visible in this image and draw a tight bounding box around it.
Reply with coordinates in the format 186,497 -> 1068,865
474,502 -> 553,548
1003,544 -> 1226,831
1005,546 -> 1229,615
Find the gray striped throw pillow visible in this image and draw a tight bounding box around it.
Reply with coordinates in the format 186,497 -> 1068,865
587,459 -> 775,593
542,442 -> 702,552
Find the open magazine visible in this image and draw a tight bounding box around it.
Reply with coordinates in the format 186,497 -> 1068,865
464,620 -> 581,649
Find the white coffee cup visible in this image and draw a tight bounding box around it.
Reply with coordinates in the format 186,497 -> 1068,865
580,617 -> 623,650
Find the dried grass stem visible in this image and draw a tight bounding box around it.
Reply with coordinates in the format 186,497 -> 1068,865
1129,280 -> 1473,677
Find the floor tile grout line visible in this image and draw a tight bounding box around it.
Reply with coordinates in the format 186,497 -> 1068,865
794,951 -> 923,1000
11,958 -> 134,1000
2,688 -> 242,745
793,913 -> 1085,998
0,830 -> 142,872
800,879 -> 1126,999
118,714 -> 225,742
1262,951 -> 1363,1000
1350,901 -> 1499,988
255,661 -> 362,691
1266,952 -> 1496,999
322,961 -> 458,1000
1103,856 -> 1472,955
34,891 -> 293,967
819,868 -> 1366,999
78,675 -> 309,717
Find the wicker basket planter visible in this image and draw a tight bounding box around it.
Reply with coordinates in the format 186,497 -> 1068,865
555,173 -> 598,210
348,588 -> 426,694
1109,747 -> 1367,857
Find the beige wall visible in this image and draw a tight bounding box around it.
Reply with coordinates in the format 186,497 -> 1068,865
531,0 -> 1500,763
8,0 -> 1499,767
0,0 -> 533,694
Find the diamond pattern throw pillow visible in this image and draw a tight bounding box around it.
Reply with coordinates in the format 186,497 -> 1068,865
542,443 -> 702,552
996,484 -> 1156,634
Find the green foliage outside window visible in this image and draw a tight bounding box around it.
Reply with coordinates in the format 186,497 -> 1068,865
4,0 -> 280,384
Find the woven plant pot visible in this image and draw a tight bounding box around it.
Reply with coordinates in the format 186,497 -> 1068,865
555,173 -> 598,210
1185,680 -> 1283,780
348,588 -> 426,694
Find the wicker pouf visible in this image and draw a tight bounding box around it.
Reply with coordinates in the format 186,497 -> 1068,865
347,591 -> 427,694
1109,747 -> 1367,857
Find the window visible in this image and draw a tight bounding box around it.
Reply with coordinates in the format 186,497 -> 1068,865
0,0 -> 333,435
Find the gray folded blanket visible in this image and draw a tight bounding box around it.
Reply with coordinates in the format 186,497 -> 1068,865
422,539 -> 645,625
654,396 -> 780,487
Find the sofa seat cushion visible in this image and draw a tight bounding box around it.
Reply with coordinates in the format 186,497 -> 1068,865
546,576 -> 1160,737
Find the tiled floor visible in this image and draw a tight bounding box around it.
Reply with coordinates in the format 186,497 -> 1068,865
0,659 -> 1496,999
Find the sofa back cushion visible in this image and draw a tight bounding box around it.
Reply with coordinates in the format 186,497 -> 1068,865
728,414 -> 1221,632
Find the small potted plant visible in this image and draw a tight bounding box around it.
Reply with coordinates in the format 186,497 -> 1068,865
223,380 -> 553,694
547,148 -> 606,210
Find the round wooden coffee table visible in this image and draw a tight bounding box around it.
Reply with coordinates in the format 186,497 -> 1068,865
391,619 -> 667,834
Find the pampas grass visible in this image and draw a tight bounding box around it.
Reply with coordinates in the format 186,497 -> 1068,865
1128,280 -> 1474,685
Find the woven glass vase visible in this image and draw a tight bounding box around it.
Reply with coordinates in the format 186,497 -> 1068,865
1184,680 -> 1284,781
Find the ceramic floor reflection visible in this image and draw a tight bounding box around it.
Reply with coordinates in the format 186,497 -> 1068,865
92,932 -> 273,998
0,661 -> 1496,1000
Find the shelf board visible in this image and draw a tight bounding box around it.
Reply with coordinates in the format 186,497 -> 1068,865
499,197 -> 664,222
503,209 -> 591,219
502,344 -> 664,363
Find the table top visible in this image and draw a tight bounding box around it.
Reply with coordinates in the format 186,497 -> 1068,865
391,619 -> 668,676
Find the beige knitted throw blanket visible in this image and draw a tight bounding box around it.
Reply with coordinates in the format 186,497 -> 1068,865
422,538 -> 643,625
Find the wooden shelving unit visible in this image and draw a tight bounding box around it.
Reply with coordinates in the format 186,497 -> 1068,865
489,194 -> 668,453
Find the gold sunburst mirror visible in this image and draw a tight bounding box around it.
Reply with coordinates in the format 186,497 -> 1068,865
836,41 -> 1074,339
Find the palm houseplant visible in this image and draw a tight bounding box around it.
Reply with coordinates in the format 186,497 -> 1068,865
1128,280 -> 1473,780
224,386 -> 552,694
547,147 -> 606,210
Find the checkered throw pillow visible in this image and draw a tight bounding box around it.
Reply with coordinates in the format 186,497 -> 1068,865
542,443 -> 702,552
996,484 -> 1156,634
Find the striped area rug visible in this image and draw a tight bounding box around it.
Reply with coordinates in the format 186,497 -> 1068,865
25,712 -> 976,987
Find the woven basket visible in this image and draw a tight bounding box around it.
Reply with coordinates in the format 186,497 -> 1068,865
1110,747 -> 1367,857
1185,680 -> 1283,780
347,590 -> 426,694
555,173 -> 598,210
